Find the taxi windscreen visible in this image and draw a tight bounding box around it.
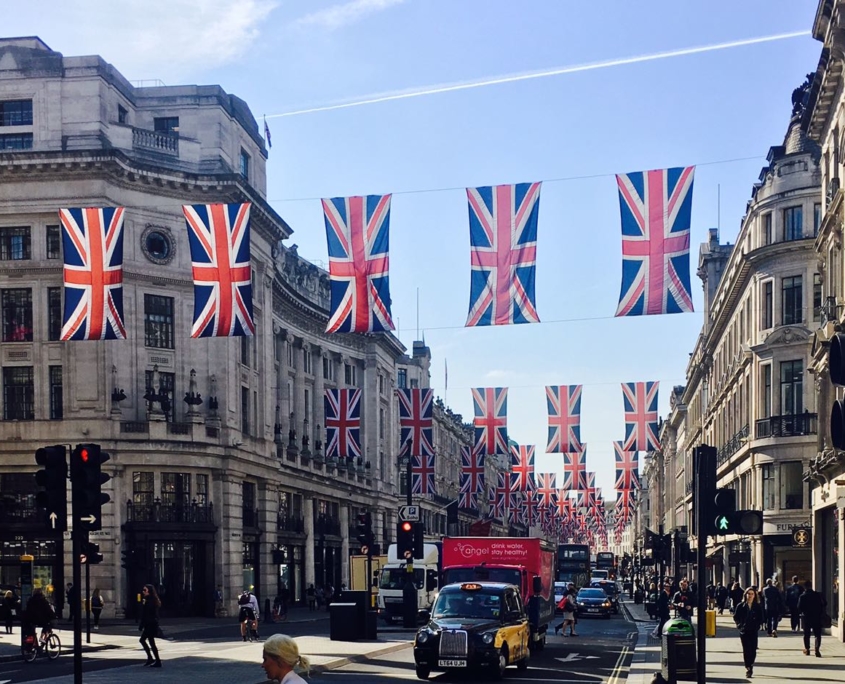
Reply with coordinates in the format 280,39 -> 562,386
432,589 -> 503,620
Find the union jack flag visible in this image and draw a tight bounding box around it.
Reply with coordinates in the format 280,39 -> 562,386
554,490 -> 572,520
534,472 -> 556,508
397,388 -> 434,457
622,381 -> 660,451
322,195 -> 394,333
59,207 -> 126,340
493,472 -> 518,521
466,182 -> 541,326
561,449 -> 588,491
615,167 -> 695,317
510,444 -> 535,492
472,388 -> 509,455
459,472 -> 478,510
614,441 -> 640,490
324,388 -> 362,460
183,203 -> 254,338
412,453 -> 436,496
460,446 -> 485,494
546,385 -> 583,453
519,489 -> 538,526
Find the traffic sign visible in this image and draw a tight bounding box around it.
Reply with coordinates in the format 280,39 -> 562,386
399,505 -> 419,521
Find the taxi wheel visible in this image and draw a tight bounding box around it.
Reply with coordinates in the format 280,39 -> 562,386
491,648 -> 508,680
517,651 -> 529,671
415,665 -> 430,680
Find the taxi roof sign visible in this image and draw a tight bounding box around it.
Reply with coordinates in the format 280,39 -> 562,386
460,583 -> 483,591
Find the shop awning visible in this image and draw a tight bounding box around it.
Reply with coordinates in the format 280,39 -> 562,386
706,544 -> 724,558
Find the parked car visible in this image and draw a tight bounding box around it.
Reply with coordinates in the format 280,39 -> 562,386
589,580 -> 620,614
575,587 -> 612,618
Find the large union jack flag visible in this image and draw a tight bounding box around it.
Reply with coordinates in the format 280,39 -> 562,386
622,381 -> 660,451
397,388 -> 434,457
466,182 -> 541,326
534,472 -> 556,509
562,449 -> 588,491
472,388 -> 509,455
615,167 -> 695,317
460,446 -> 486,494
614,440 -> 640,490
546,385 -> 583,453
324,388 -> 362,460
322,195 -> 394,333
510,444 -> 535,492
60,207 -> 126,340
183,203 -> 253,338
412,453 -> 436,496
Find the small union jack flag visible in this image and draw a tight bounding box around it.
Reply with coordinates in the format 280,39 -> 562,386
561,449 -> 588,491
412,452 -> 436,496
494,472 -> 518,521
460,446 -> 485,495
622,381 -> 660,451
466,182 -> 541,326
60,207 -> 126,340
615,167 -> 695,317
614,441 -> 640,490
534,472 -> 556,509
324,388 -> 362,460
323,195 -> 394,333
546,385 -> 583,453
519,489 -> 538,526
459,472 -> 478,510
472,388 -> 509,455
183,203 -> 254,338
397,388 -> 434,457
510,444 -> 535,492
554,490 -> 572,521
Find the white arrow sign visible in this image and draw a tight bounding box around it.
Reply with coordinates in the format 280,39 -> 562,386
399,505 -> 419,521
79,515 -> 97,524
49,512 -> 58,529
556,653 -> 599,663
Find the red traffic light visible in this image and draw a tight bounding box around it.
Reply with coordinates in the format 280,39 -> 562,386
400,521 -> 412,533
79,448 -> 89,462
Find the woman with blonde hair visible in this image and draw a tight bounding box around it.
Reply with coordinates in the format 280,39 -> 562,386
262,634 -> 310,683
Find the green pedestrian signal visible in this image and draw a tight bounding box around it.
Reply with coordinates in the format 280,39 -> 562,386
717,515 -> 730,531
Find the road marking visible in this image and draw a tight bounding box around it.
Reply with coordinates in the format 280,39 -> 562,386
555,652 -> 600,662
606,645 -> 629,684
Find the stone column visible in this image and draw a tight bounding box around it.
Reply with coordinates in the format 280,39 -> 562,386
314,347 -> 326,456
259,481 -> 278,605
304,497 -> 315,590
214,470 -> 242,617
340,504 -> 350,584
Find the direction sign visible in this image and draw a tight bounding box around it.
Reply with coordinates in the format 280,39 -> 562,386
399,505 -> 420,521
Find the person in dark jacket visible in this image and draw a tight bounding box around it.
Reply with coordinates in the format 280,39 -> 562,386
1,590 -> 17,634
651,582 -> 673,638
672,579 -> 694,622
24,588 -> 55,644
716,583 -> 729,614
139,584 -> 162,668
734,587 -> 764,678
729,580 -> 744,614
797,579 -> 826,657
785,575 -> 804,632
762,578 -> 783,636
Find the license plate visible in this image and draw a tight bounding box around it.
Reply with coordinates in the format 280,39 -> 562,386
439,659 -> 467,668
587,608 -> 598,612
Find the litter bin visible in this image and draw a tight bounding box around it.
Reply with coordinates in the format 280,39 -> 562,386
330,603 -> 360,641
661,617 -> 696,682
705,609 -> 716,637
365,608 -> 378,639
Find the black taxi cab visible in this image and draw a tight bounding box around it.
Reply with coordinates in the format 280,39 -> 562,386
413,581 -> 530,680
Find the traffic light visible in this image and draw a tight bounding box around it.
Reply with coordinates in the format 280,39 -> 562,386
397,520 -> 414,558
34,445 -> 68,532
120,547 -> 132,570
356,511 -> 374,552
81,540 -> 103,565
711,488 -> 736,536
70,443 -> 110,532
413,520 -> 425,559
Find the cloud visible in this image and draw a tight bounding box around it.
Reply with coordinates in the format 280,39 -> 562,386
294,0 -> 406,31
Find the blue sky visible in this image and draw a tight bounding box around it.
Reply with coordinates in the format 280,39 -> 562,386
5,0 -> 822,497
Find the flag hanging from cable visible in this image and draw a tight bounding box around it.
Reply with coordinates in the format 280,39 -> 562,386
263,116 -> 272,149
621,381 -> 660,451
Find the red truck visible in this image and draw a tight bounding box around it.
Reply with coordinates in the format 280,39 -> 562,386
441,537 -> 556,650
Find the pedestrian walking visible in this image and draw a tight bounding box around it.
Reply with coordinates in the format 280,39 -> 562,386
762,578 -> 783,637
651,581 -> 673,638
706,582 -> 716,610
734,586 -> 764,678
65,582 -> 78,623
1,590 -> 17,634
306,584 -> 316,611
729,580 -> 743,614
797,579 -> 826,657
261,633 -> 311,683
716,583 -> 729,614
785,575 -> 804,632
672,578 -> 694,622
646,582 -> 658,619
138,584 -> 162,668
554,587 -> 578,636
90,588 -> 104,630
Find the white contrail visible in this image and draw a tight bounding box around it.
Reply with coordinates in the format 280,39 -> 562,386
268,30 -> 809,118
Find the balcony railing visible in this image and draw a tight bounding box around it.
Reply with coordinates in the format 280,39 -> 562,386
126,500 -> 214,524
315,515 -> 341,536
717,424 -> 749,466
132,127 -> 179,154
755,413 -> 818,439
278,514 -> 305,533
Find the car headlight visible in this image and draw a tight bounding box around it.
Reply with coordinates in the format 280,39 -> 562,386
603,601 -> 611,608
481,632 -> 495,645
416,630 -> 430,644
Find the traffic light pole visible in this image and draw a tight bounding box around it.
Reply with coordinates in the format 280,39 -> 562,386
85,560 -> 91,644
72,527 -> 83,684
694,445 -> 715,684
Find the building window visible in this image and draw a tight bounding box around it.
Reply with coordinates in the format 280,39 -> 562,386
762,281 -> 773,329
0,100 -> 33,126
144,294 -> 174,348
45,287 -> 63,341
761,364 -> 772,418
161,472 -> 191,508
144,370 -> 175,420
762,213 -> 772,245
762,463 -> 775,509
239,149 -> 250,180
49,365 -> 63,420
780,360 -> 803,415
287,341 -> 293,366
814,203 -> 822,237
379,374 -> 385,395
397,368 -> 407,389
410,378 -> 419,388
344,363 -> 356,386
243,481 -> 257,524
46,225 -> 61,260
0,133 -> 33,150
780,461 -> 803,510
195,474 -> 209,505
153,116 -> 179,133
814,273 -> 823,321
118,105 -> 128,124
783,206 -> 803,241
241,336 -> 250,367
241,387 -> 249,435
303,348 -> 312,375
781,276 -> 802,325
132,472 -> 154,505
323,356 -> 334,381
3,366 -> 34,420
2,288 -> 32,341
0,227 -> 31,261
379,407 -> 385,439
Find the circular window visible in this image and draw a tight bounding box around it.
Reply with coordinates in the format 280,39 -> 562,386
141,225 -> 175,265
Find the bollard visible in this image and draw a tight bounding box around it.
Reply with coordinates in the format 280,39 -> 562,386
705,609 -> 716,637
264,598 -> 272,623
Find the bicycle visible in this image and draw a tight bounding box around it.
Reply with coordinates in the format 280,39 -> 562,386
241,616 -> 259,642
22,626 -> 61,663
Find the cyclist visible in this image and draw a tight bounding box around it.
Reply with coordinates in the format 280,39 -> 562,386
23,589 -> 55,646
238,591 -> 259,641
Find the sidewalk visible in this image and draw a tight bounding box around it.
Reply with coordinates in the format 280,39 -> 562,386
623,598 -> 845,683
